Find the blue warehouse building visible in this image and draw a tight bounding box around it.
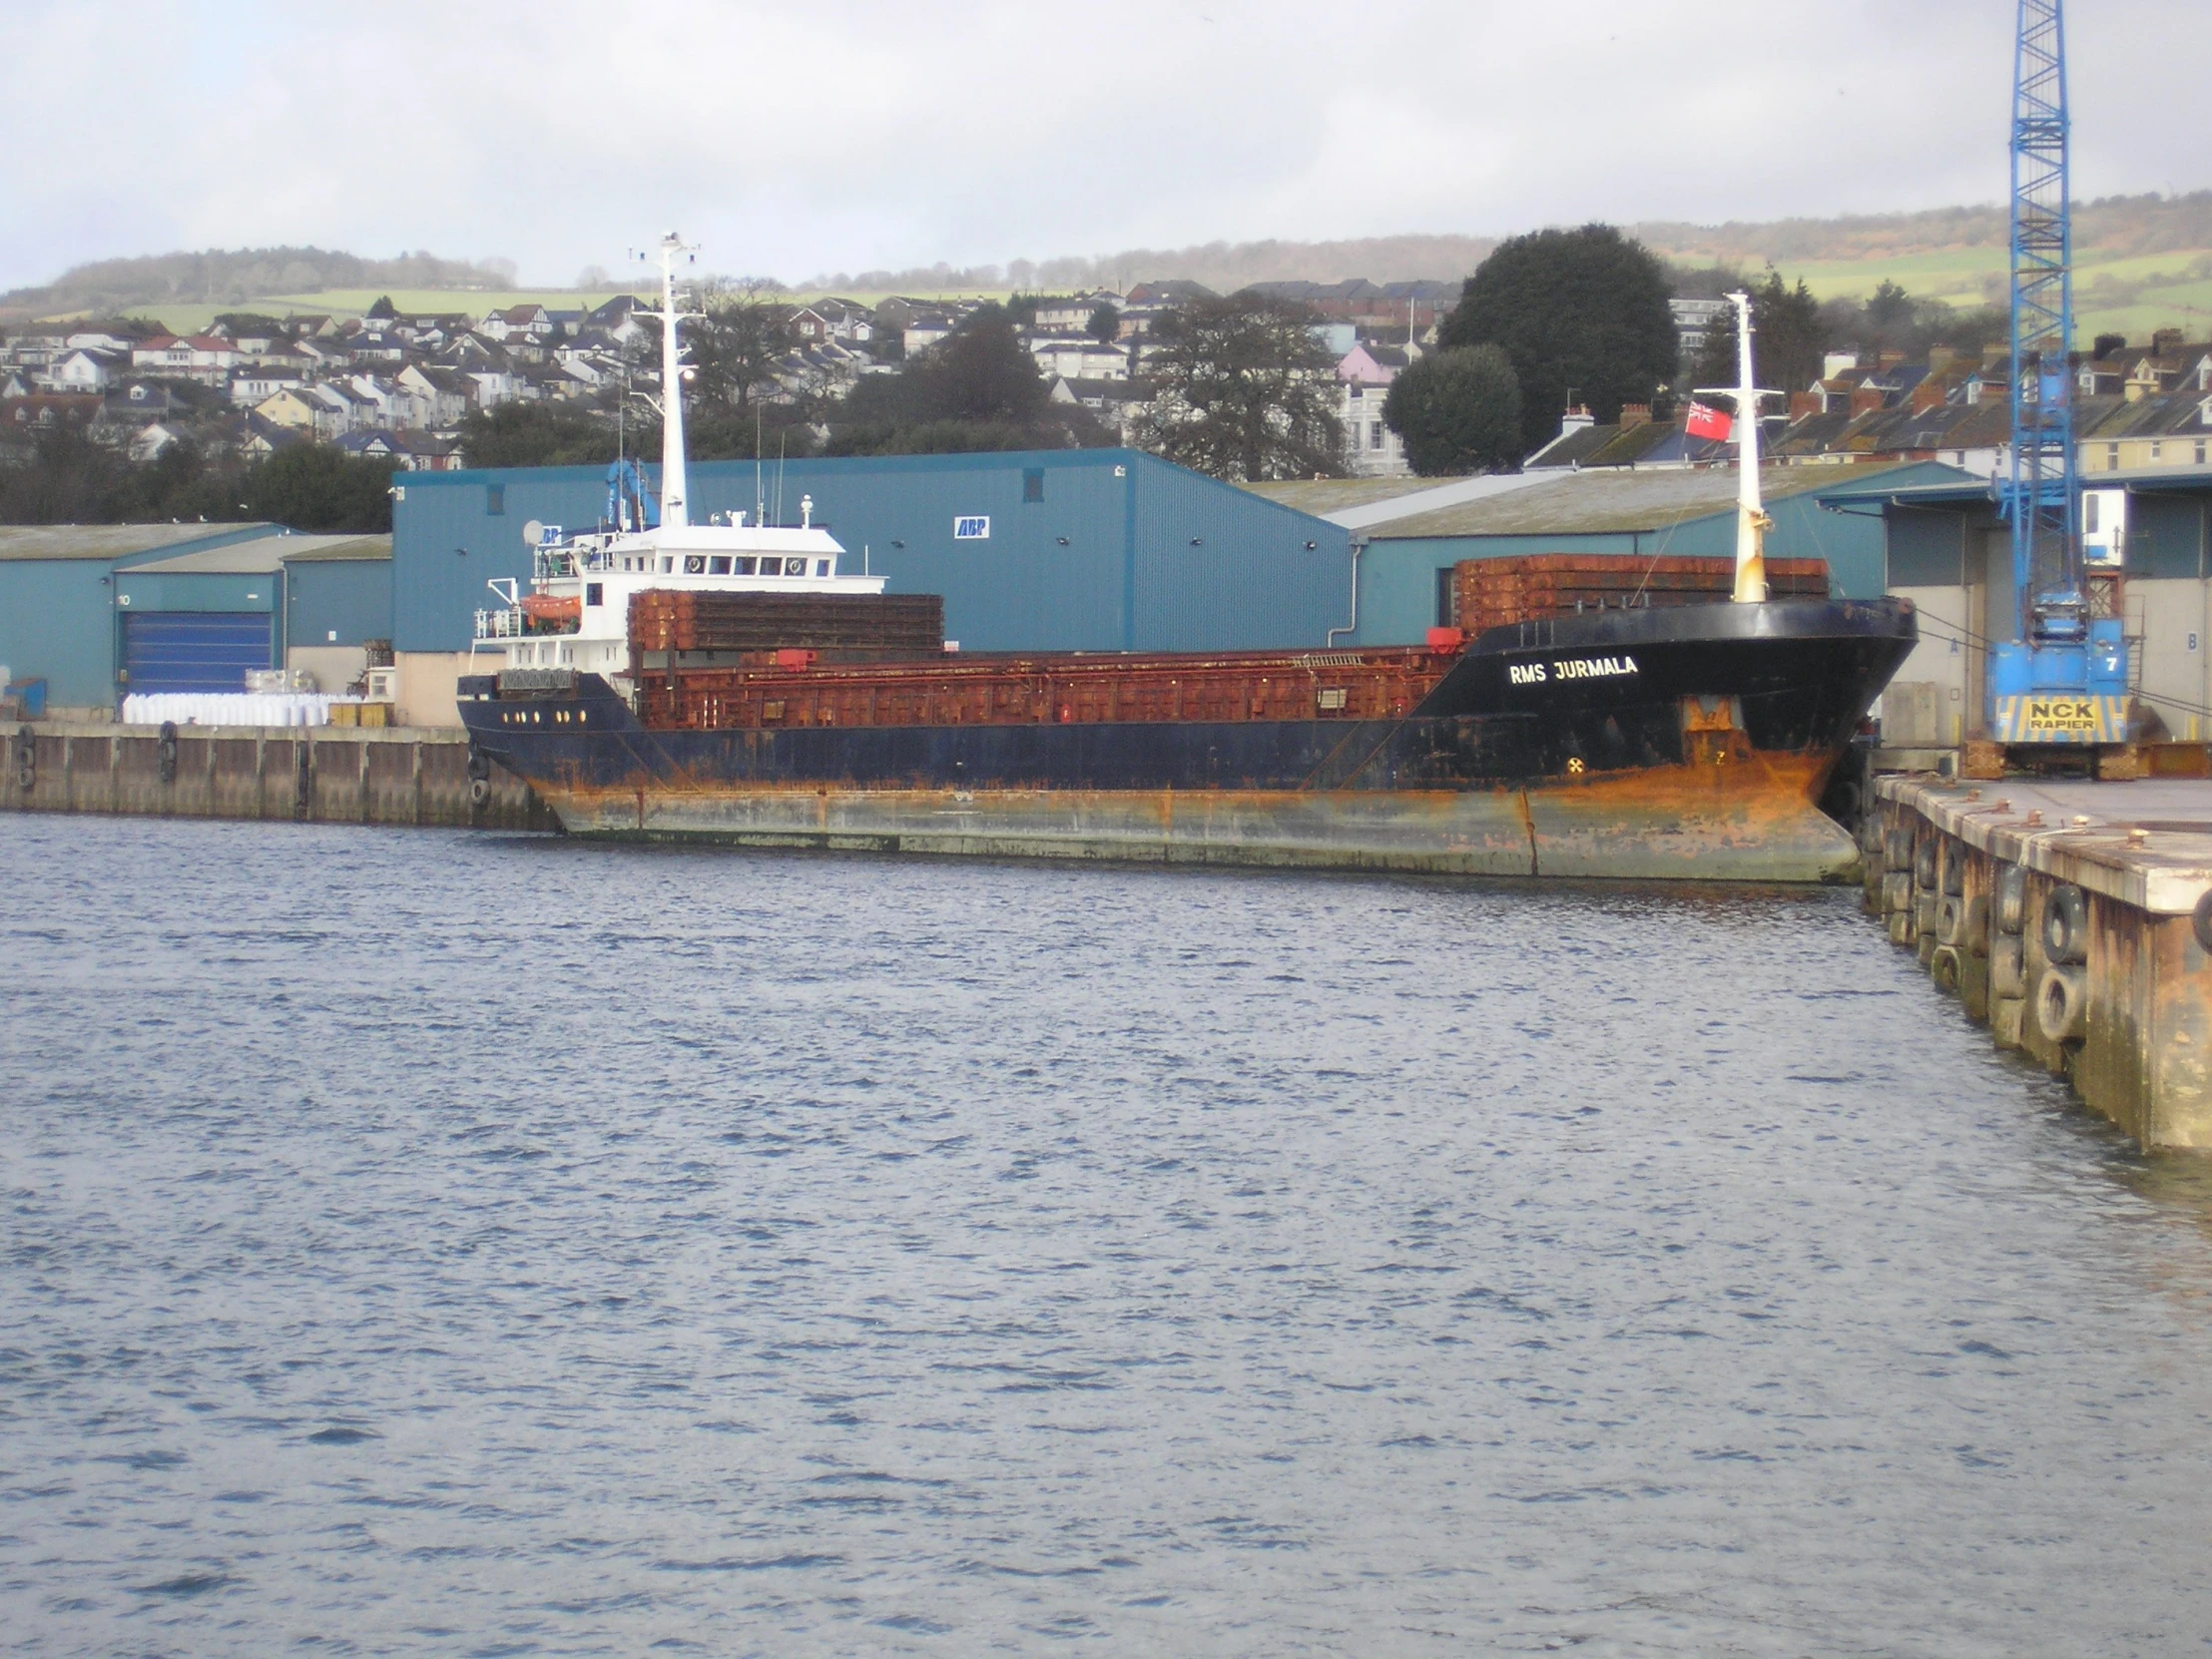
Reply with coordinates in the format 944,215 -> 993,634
383,447 -> 1358,724
0,523 -> 392,717
391,448 -> 1354,653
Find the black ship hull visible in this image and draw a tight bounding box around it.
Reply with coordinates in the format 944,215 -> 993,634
459,598 -> 1917,882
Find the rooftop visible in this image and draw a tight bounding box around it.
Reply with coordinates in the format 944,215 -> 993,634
1362,460 -> 1938,539
0,522 -> 276,563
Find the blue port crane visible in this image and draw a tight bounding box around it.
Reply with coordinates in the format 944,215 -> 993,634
1986,0 -> 2129,750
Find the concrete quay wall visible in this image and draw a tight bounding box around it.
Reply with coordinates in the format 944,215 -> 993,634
1,721 -> 553,831
1867,775 -> 2212,1150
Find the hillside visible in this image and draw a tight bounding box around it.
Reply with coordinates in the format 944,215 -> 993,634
11,192 -> 2212,342
0,248 -> 519,321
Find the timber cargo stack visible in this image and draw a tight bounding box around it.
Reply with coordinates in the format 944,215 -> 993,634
630,589 -> 944,660
1451,555 -> 1830,637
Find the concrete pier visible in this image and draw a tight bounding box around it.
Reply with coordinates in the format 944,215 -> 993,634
1866,775 -> 2212,1149
1,721 -> 552,831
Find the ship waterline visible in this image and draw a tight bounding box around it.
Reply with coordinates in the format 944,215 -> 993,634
545,751 -> 1857,881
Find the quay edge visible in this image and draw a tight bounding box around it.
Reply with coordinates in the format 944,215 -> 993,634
1866,773 -> 2212,1150
2,720 -> 552,831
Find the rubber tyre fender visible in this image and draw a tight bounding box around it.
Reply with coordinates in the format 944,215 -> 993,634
1881,870 -> 1912,915
1991,934 -> 2027,999
2035,963 -> 2088,1045
1962,894 -> 1991,955
1930,944 -> 1961,994
1941,842 -> 1966,896
468,777 -> 491,808
2194,889 -> 2212,957
466,748 -> 492,784
2042,883 -> 2089,965
1994,862 -> 2027,935
1914,835 -> 1939,890
1936,893 -> 1968,946
1885,825 -> 1914,872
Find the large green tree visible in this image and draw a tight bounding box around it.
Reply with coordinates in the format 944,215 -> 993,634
1692,268 -> 1827,395
241,443 -> 401,531
1131,291 -> 1345,481
827,304 -> 1103,455
1382,346 -> 1522,475
1441,224 -> 1677,453
458,400 -> 622,467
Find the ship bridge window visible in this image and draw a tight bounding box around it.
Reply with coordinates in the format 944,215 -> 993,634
785,557 -> 806,575
737,556 -> 757,575
709,556 -> 731,575
585,582 -> 603,607
686,555 -> 706,574
814,559 -> 830,576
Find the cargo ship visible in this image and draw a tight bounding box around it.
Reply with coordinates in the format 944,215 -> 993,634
458,249 -> 1916,881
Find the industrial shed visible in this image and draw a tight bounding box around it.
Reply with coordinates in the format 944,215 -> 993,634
0,524 -> 390,717
1245,460 -> 1972,646
1829,462 -> 2212,746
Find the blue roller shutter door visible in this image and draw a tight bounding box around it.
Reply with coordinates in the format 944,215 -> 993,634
122,612 -> 273,694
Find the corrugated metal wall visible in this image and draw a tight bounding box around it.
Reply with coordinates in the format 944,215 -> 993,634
1131,460 -> 1355,650
0,560 -> 120,708
282,557 -> 395,650
391,450 -> 1353,654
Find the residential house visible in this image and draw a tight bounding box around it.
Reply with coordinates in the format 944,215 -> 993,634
129,334 -> 243,383
395,362 -> 474,427
1,393 -> 102,439
1029,334 -> 1128,382
1335,342 -> 1411,477
47,347 -> 124,392
1047,375 -> 1153,444
229,363 -> 304,404
1030,290 -> 1122,332
252,385 -> 324,433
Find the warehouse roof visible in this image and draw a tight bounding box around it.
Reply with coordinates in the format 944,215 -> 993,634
1239,476 -> 1444,515
1240,472 -> 1551,529
128,533 -> 392,573
1364,460 -> 1934,539
0,522 -> 279,562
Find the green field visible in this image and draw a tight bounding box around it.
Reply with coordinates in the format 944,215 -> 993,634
1741,245 -> 2212,343
70,251 -> 2212,352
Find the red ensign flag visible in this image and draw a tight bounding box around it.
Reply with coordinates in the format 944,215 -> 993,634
1685,401 -> 1733,441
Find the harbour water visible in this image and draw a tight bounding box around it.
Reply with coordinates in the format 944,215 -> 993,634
6,816 -> 2212,1656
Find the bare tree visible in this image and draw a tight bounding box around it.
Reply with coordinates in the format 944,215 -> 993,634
1131,292 -> 1346,480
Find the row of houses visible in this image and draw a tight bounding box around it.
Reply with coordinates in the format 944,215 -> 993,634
1523,330 -> 2212,479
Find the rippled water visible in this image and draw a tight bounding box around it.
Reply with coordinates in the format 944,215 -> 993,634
6,815 -> 2212,1656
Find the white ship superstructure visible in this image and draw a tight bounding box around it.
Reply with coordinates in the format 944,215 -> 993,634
471,232 -> 884,690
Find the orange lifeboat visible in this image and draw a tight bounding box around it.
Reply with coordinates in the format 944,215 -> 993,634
520,593 -> 582,633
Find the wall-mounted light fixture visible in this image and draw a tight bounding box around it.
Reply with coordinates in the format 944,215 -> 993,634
1055,536 -> 1069,546
1189,537 -> 1203,547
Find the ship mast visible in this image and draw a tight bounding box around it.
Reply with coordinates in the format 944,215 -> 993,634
636,233 -> 698,530
1698,290 -> 1778,603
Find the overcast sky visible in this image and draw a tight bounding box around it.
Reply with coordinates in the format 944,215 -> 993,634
5,0 -> 2208,292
